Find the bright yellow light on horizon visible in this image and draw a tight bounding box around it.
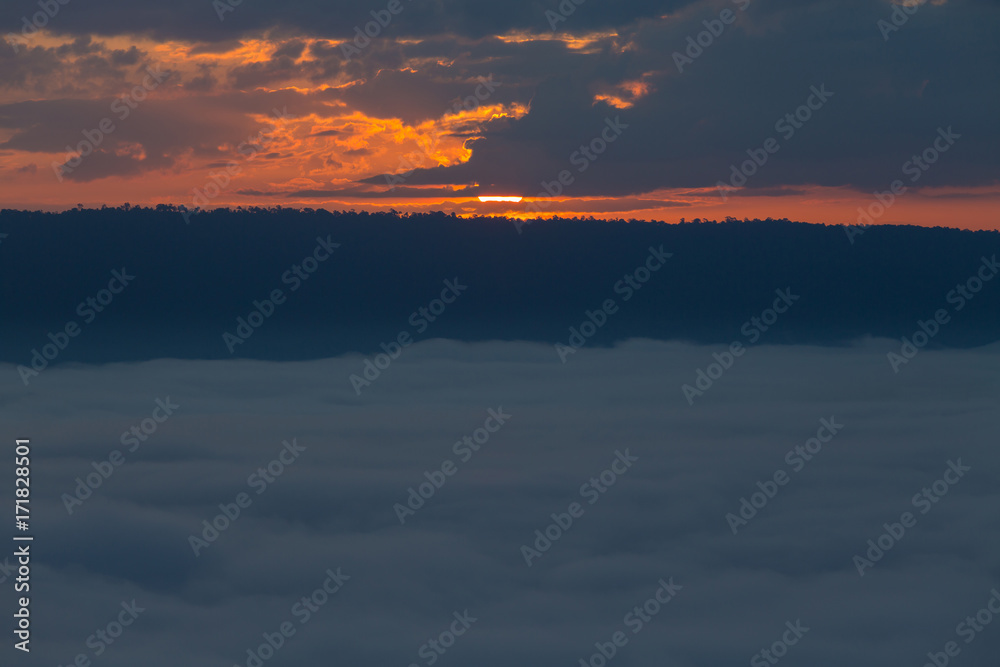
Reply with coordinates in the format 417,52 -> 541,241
478,196 -> 523,202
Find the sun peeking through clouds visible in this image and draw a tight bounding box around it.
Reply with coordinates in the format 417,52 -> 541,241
0,15 -> 998,231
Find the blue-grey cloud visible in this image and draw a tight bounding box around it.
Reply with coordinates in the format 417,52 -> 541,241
2,338 -> 999,666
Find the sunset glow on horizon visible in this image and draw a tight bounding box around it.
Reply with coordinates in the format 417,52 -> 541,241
0,2 -> 994,231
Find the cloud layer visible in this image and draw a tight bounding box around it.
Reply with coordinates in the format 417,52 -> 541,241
3,338 -> 999,666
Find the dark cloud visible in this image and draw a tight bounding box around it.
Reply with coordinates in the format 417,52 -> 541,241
271,184 -> 481,198
0,0 -> 697,43
376,0 -> 1000,195
0,36 -> 143,93
324,67 -> 520,125
0,88 -> 330,180
230,53 -> 314,90
183,64 -> 219,93
4,0 -> 996,198
272,38 -> 307,59
110,45 -> 142,65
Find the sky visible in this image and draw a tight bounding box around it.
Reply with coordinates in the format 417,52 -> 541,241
3,2 -> 999,663
1,0 -> 998,227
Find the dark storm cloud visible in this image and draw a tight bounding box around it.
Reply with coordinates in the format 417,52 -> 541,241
5,0 -> 995,196
366,0 -> 1000,195
3,340 -> 999,666
315,67 -> 522,124
0,0 -> 694,43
